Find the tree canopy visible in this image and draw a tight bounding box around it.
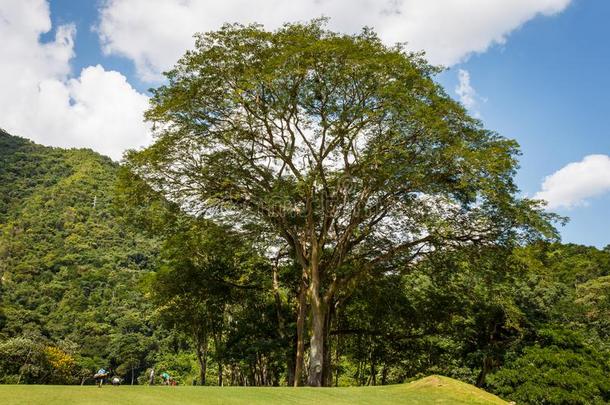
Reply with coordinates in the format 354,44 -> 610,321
126,21 -> 556,386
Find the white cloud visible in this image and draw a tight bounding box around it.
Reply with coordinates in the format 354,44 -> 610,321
0,0 -> 150,160
534,155 -> 610,209
0,0 -> 575,158
97,0 -> 572,82
455,69 -> 478,110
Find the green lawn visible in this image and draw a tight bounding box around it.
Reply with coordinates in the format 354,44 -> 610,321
0,376 -> 507,404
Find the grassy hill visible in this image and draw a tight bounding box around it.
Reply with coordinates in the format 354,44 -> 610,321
0,376 -> 507,404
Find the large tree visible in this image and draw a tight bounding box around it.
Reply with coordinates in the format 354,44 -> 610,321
126,21 -> 555,386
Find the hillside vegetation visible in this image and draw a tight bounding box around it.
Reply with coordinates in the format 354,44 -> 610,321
0,129 -> 160,383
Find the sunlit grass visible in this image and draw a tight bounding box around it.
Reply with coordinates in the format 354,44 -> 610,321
0,375 -> 507,404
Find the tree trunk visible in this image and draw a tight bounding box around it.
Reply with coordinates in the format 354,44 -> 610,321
322,300 -> 333,387
271,263 -> 293,387
307,284 -> 325,386
218,359 -> 223,386
293,274 -> 307,386
195,334 -> 209,386
287,351 -> 295,387
381,364 -> 388,385
476,355 -> 492,387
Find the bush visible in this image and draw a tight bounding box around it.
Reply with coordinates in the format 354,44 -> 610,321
488,329 -> 610,404
0,336 -> 82,384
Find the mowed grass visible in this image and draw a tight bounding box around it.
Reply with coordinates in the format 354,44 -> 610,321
0,375 -> 507,405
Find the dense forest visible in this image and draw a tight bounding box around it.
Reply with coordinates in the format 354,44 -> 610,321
0,129 -> 160,384
1,22 -> 610,404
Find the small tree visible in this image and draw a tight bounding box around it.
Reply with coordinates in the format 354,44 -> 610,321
127,20 -> 555,386
148,219 -> 263,385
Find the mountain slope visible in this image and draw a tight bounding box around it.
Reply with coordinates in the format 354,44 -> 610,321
0,129 -> 159,382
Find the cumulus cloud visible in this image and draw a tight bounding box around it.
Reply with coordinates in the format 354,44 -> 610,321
0,0 -> 150,160
534,155 -> 610,209
97,0 -> 572,82
0,0 -> 575,158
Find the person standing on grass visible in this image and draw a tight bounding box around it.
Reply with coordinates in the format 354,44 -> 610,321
161,371 -> 170,385
149,367 -> 155,385
94,368 -> 108,387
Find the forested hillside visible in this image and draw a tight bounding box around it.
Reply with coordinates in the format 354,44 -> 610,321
0,129 -> 160,383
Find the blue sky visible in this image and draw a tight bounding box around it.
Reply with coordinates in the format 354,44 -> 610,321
1,0 -> 608,248
44,0 -> 143,92
438,0 -> 610,247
